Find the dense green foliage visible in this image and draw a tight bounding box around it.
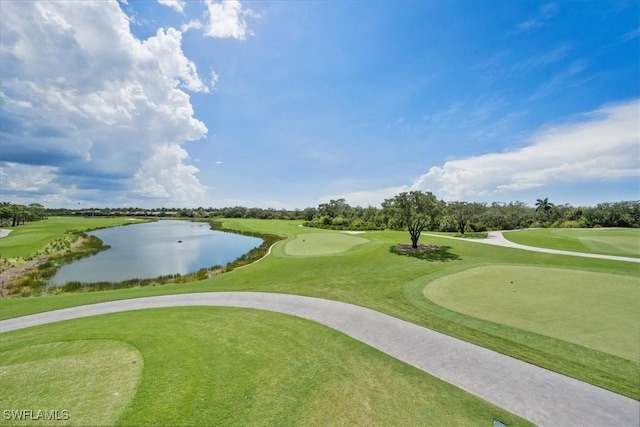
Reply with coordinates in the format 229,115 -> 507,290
382,191 -> 443,248
35,198 -> 639,232
301,199 -> 639,231
0,203 -> 46,227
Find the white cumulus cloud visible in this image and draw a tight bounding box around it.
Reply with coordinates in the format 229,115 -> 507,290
143,27 -> 209,93
157,0 -> 185,14
134,144 -> 205,202
330,99 -> 639,206
0,0 -> 209,206
179,1 -> 257,39
413,99 -> 639,200
203,0 -> 254,40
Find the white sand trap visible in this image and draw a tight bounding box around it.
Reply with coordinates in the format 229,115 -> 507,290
0,229 -> 13,238
340,230 -> 366,234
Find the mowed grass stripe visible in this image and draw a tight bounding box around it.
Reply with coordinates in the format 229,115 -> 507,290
503,228 -> 640,258
0,307 -> 532,426
424,265 -> 640,362
0,340 -> 142,426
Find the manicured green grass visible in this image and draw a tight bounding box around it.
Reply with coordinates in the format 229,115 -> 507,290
0,308 -> 531,426
0,340 -> 141,426
0,217 -> 145,259
1,219 -> 638,401
503,228 -> 640,258
284,232 -> 370,256
424,265 -> 640,362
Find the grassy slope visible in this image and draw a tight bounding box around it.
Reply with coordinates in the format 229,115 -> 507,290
0,307 -> 531,426
1,219 -> 638,399
0,217 -> 146,259
503,228 -> 640,258
424,265 -> 640,362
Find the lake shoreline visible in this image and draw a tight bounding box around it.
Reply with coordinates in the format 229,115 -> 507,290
50,220 -> 263,285
0,258 -> 47,297
0,233 -> 109,298
2,219 -> 285,298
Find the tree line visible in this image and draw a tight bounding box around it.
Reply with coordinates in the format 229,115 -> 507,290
305,195 -> 639,233
0,203 -> 46,227
2,196 -> 638,233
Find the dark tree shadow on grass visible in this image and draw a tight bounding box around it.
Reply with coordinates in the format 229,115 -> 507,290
390,244 -> 460,262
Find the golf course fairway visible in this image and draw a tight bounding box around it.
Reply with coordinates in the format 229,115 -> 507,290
424,265 -> 640,362
503,228 -> 640,258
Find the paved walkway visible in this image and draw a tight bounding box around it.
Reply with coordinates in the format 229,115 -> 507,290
1,292 -> 638,426
425,230 -> 640,263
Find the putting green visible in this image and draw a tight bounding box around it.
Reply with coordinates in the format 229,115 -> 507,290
0,340 -> 142,426
424,265 -> 640,362
284,232 -> 369,256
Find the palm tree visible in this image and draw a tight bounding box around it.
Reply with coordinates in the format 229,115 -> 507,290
535,198 -> 554,221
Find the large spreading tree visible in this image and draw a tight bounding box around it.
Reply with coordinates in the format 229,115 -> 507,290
447,201 -> 484,236
382,191 -> 443,248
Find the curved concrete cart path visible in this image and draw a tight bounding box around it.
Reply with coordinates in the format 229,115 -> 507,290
483,230 -> 640,262
1,292 -> 638,426
426,230 -> 640,263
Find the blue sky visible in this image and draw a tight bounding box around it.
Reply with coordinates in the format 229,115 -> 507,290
1,1 -> 638,209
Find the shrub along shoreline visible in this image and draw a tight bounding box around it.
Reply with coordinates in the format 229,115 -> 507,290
2,231 -> 114,297
2,219 -> 285,297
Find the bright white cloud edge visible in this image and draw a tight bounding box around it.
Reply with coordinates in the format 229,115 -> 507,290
328,99 -> 640,207
157,0 -> 185,14
0,1 -> 208,206
203,0 -> 254,40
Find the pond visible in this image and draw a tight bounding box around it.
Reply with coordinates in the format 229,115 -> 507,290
49,220 -> 262,285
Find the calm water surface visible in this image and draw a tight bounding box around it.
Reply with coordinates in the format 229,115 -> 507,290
50,220 -> 262,284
